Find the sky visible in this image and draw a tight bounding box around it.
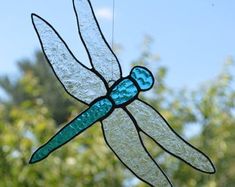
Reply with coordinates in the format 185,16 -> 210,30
0,0 -> 235,90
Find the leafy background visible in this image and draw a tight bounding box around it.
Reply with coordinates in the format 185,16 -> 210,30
0,43 -> 234,186
1,0 -> 235,186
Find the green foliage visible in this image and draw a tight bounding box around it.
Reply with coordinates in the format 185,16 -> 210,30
0,52 -> 79,125
0,43 -> 234,186
0,65 -> 125,187
172,59 -> 235,187
131,40 -> 235,187
0,106 -> 125,186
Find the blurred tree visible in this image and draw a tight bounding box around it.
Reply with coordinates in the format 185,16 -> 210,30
0,65 -> 125,187
135,57 -> 235,187
0,51 -> 80,125
172,58 -> 235,187
0,42 -> 234,186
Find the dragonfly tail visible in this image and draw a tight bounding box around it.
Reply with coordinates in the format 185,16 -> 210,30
29,98 -> 113,164
29,146 -> 50,164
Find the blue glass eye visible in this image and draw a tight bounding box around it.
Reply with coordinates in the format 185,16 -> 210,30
130,67 -> 154,91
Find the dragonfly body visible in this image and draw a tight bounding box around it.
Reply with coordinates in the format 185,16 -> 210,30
30,67 -> 154,163
30,98 -> 112,163
30,0 -> 215,186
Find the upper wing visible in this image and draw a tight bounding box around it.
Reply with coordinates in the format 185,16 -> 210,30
102,108 -> 172,187
73,0 -> 122,86
127,99 -> 216,174
32,14 -> 107,104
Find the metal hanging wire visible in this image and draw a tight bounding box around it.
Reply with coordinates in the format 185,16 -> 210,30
111,0 -> 115,50
110,0 -> 116,83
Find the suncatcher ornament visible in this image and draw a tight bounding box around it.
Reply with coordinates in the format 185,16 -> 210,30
29,0 -> 215,186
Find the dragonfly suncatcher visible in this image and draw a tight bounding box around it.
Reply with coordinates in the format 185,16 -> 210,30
29,0 -> 215,186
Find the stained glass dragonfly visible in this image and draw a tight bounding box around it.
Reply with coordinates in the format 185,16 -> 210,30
29,0 -> 215,186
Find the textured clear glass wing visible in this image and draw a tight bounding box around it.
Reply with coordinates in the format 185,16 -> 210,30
32,14 -> 107,104
73,0 -> 122,86
102,108 -> 172,187
127,99 -> 215,173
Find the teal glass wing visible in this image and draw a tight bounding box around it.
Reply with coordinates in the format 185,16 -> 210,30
127,99 -> 215,173
102,108 -> 172,187
32,14 -> 107,104
73,0 -> 122,86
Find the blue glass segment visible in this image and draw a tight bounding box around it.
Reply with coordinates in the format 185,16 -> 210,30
30,98 -> 113,163
110,79 -> 138,106
131,67 -> 154,91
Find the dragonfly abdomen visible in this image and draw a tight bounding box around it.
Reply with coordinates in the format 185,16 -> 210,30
29,98 -> 113,163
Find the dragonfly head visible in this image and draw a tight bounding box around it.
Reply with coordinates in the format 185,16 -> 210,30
130,66 -> 154,91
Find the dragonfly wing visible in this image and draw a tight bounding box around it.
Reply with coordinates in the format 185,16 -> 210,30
102,108 -> 172,187
127,99 -> 216,173
32,14 -> 107,104
73,0 -> 122,86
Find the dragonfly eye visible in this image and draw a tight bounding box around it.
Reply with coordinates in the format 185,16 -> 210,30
130,66 -> 154,91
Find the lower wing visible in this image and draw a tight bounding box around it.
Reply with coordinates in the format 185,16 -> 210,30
102,108 -> 172,187
127,99 -> 215,174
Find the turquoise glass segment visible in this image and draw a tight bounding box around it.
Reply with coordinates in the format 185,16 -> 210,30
30,98 -> 113,163
110,79 -> 138,106
131,67 -> 154,91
